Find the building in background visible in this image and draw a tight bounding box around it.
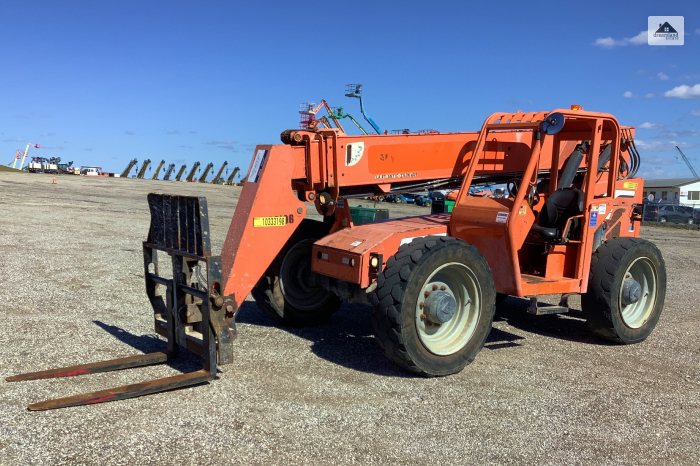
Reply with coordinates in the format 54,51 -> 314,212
643,178 -> 700,207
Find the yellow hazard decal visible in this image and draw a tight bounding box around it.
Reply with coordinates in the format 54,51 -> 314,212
623,181 -> 638,189
253,216 -> 287,227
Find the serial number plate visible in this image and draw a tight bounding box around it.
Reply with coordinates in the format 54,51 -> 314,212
253,216 -> 287,227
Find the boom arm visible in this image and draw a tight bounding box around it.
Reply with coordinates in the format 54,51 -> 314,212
151,160 -> 166,180
675,145 -> 698,177
198,162 -> 214,183
162,163 -> 176,181
211,161 -> 228,184
175,164 -> 187,181
121,159 -> 138,178
186,162 -> 201,182
224,167 -> 240,185
136,159 -> 151,179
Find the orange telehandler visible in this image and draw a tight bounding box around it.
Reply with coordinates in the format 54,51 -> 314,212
8,107 -> 665,410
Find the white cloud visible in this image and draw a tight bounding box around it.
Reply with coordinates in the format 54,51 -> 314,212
594,31 -> 647,48
629,31 -> 648,45
645,93 -> 655,99
664,84 -> 700,99
638,122 -> 655,129
594,37 -> 616,47
636,139 -> 690,152
623,91 -> 634,98
657,72 -> 669,81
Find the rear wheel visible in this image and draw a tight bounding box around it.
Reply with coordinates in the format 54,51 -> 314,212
659,217 -> 667,223
371,236 -> 495,376
582,238 -> 666,343
252,221 -> 340,326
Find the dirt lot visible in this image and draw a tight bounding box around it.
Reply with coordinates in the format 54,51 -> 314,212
1,172 -> 698,465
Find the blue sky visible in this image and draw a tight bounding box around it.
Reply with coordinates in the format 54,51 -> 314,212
1,1 -> 699,179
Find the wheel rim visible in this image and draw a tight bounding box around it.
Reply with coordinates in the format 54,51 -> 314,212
619,257 -> 657,329
415,262 -> 481,356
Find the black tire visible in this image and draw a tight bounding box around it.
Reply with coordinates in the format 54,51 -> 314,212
251,220 -> 340,326
495,293 -> 508,305
371,236 -> 495,376
582,237 -> 666,343
494,293 -> 509,314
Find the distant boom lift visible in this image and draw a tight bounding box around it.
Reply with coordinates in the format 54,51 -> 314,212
224,166 -> 240,185
151,160 -> 166,180
136,159 -> 152,179
198,162 -> 214,183
328,107 -> 369,134
186,161 -> 201,182
211,161 -> 228,184
345,84 -> 382,134
16,144 -> 40,170
675,146 -> 699,178
9,150 -> 21,168
121,159 -> 138,178
299,100 -> 346,132
162,163 -> 176,181
175,164 -> 187,181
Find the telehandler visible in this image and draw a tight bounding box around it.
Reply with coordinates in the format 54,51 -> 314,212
8,107 -> 665,410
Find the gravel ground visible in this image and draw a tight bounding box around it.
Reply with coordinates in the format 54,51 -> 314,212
1,172 -> 699,465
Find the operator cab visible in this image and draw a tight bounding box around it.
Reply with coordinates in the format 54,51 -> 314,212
528,142 -> 588,243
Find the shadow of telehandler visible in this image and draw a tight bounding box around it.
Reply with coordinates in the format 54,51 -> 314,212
93,293 -> 610,380
92,320 -> 204,373
494,296 -> 614,346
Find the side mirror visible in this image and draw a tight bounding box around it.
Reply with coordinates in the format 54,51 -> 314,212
540,113 -> 565,135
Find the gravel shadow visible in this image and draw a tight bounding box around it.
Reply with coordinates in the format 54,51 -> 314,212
494,297 -> 614,345
92,295 -> 609,379
93,320 -> 206,372
236,301 -> 533,376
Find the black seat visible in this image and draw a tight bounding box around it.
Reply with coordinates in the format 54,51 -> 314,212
529,188 -> 584,241
529,141 -> 588,242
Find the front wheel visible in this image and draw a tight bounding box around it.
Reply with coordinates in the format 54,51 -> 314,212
252,222 -> 340,326
582,238 -> 666,343
371,236 -> 495,376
